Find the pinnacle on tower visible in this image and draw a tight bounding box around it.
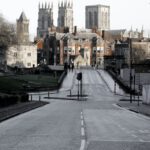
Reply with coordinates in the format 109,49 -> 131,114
64,0 -> 67,7
71,0 -> 73,8
45,2 -> 47,9
39,2 -> 40,9
61,0 -> 63,7
68,0 -> 70,7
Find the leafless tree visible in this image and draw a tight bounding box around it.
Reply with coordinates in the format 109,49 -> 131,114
0,13 -> 17,50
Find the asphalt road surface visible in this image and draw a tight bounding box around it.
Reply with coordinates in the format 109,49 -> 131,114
0,68 -> 150,150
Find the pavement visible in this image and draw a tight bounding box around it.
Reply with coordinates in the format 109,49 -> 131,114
0,68 -> 150,150
117,100 -> 150,117
0,101 -> 48,122
97,69 -> 150,118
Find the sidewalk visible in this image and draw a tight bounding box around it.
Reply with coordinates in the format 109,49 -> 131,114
117,100 -> 150,117
0,101 -> 48,122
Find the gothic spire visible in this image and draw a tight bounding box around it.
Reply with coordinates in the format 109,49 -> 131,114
45,2 -> 47,9
71,0 -> 73,8
65,0 -> 67,7
68,0 -> 70,7
61,0 -> 63,7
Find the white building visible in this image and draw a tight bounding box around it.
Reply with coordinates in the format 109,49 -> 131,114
6,12 -> 37,68
6,45 -> 37,68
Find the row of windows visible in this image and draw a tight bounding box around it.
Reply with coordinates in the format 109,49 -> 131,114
88,11 -> 109,28
14,52 -> 31,57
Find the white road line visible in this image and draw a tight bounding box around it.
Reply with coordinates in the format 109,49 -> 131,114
81,120 -> 84,126
80,139 -> 86,150
81,112 -> 83,115
81,127 -> 85,137
132,134 -> 137,138
139,139 -> 144,142
81,115 -> 83,120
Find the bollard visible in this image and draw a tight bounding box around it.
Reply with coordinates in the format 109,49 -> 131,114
48,91 -> 50,98
30,94 -> 32,101
39,95 -> 41,101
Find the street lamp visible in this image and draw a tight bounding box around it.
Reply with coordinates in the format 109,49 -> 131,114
129,38 -> 133,103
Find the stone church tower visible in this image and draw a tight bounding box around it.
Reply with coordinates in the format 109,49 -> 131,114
37,2 -> 54,37
17,12 -> 29,44
57,0 -> 73,33
86,5 -> 110,30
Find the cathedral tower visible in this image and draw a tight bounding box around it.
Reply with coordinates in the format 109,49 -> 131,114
57,0 -> 73,33
17,12 -> 29,44
37,2 -> 54,37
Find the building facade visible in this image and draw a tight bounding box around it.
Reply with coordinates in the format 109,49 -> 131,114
85,5 -> 110,30
42,31 -> 105,67
6,12 -> 37,68
17,12 -> 29,44
57,1 -> 73,33
37,2 -> 54,37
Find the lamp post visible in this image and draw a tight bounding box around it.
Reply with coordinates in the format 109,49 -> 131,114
129,38 -> 133,103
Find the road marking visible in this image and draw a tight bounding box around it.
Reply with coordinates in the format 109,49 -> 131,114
81,115 -> 83,120
139,139 -> 144,142
80,111 -> 86,150
132,134 -> 137,138
81,127 -> 85,137
81,120 -> 84,126
80,139 -> 86,150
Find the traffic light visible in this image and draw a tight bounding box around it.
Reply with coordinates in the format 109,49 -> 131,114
77,72 -> 82,80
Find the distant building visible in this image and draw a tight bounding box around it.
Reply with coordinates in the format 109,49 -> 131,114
6,12 -> 37,68
37,2 -> 54,37
57,1 -> 73,33
42,31 -> 105,67
17,12 -> 29,44
85,4 -> 110,30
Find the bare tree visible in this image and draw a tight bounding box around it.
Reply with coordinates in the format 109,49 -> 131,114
0,13 -> 17,50
132,43 -> 147,64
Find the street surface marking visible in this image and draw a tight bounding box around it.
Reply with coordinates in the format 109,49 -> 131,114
80,139 -> 86,150
132,134 -> 137,138
81,127 -> 85,137
81,120 -> 84,126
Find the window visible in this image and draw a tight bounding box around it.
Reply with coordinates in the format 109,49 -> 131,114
14,52 -> 17,57
27,63 -> 31,66
94,11 -> 98,27
27,53 -> 31,56
89,12 -> 92,27
42,16 -> 44,29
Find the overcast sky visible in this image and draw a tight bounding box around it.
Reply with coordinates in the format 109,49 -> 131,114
0,0 -> 150,37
